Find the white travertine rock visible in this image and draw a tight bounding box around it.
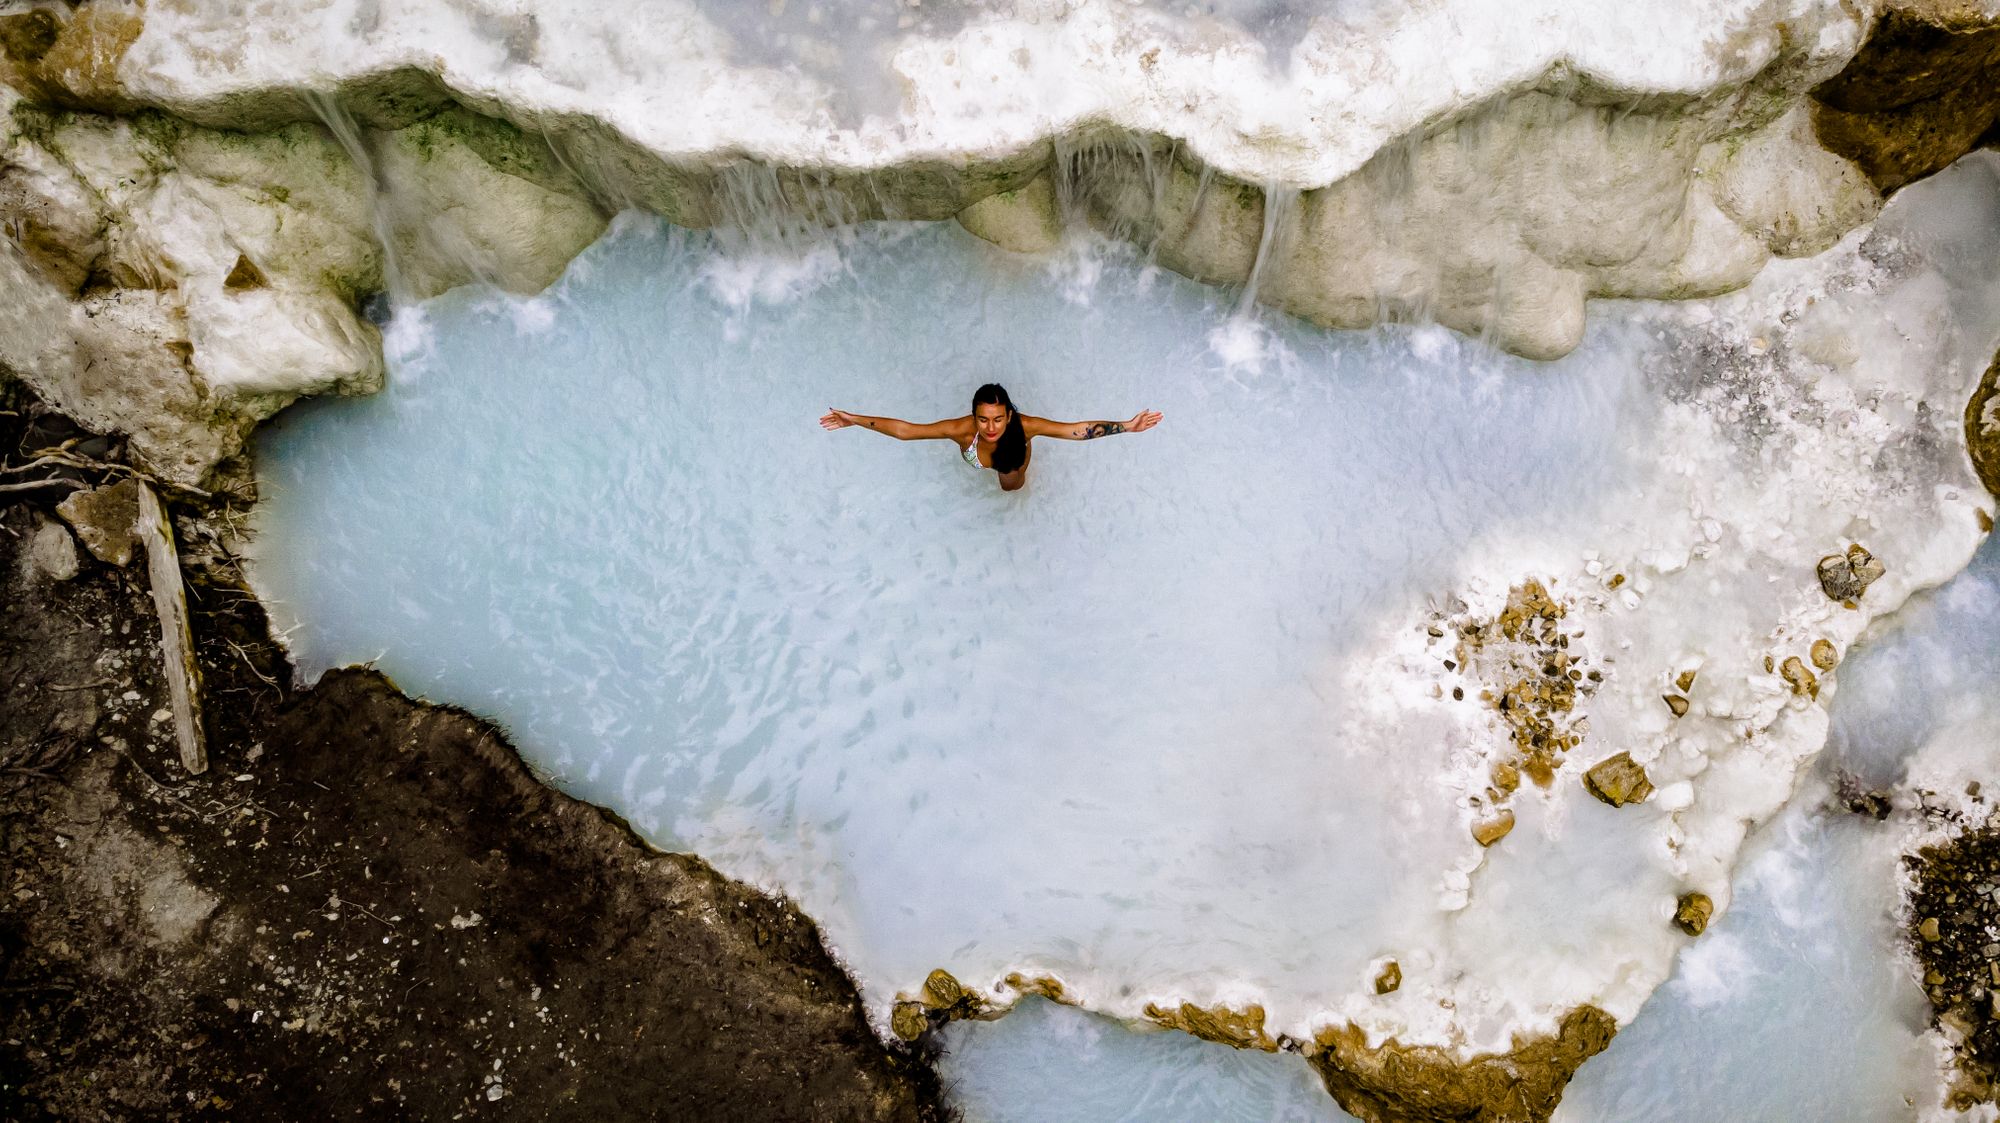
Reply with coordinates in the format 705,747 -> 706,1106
0,0 -> 1940,466
1708,106 -> 1884,257
372,120 -> 608,299
955,174 -> 1062,256
0,106 -> 385,483
3,0 -> 1903,365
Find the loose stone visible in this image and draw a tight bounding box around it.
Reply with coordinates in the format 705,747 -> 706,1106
55,478 -> 141,566
1472,809 -> 1516,847
1921,917 -> 1942,942
1374,960 -> 1402,995
1583,753 -> 1654,808
1663,694 -> 1689,718
26,518 -> 79,581
1674,892 -> 1713,936
1780,656 -> 1819,700
1810,638 -> 1838,671
1816,543 -> 1885,601
890,1001 -> 928,1041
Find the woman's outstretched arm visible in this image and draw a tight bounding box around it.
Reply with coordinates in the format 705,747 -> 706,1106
1024,410 -> 1163,440
821,409 -> 965,440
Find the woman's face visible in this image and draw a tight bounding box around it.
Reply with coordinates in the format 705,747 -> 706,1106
974,402 -> 1010,444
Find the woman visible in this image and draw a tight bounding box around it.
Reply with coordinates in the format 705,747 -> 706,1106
820,383 -> 1162,492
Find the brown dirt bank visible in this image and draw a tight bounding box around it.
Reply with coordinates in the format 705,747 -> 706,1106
0,388 -> 944,1120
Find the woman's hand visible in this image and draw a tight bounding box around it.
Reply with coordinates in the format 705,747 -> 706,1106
1126,409 -> 1163,433
821,408 -> 858,431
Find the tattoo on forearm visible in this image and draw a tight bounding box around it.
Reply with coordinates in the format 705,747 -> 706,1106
1081,422 -> 1125,439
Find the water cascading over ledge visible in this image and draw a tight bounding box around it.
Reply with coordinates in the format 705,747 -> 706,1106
3,0 -> 1999,491
5,2 -> 2000,1121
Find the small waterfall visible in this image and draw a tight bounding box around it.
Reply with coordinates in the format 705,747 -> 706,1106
711,162 -> 862,250
309,91 -> 560,304
1052,132 -> 1178,255
1236,183 -> 1299,316
305,92 -> 409,303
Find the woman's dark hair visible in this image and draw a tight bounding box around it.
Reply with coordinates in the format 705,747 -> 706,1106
973,383 -> 1027,474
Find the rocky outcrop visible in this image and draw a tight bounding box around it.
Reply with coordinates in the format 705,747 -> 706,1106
1970,347 -> 2000,498
0,0 -> 1914,488
1311,1006 -> 1617,1123
0,0 -> 1990,483
1811,0 -> 2000,191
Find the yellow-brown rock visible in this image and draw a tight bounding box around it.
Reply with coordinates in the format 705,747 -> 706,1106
1663,694 -> 1690,718
1674,892 -> 1714,936
1002,972 -> 1070,1004
890,1000 -> 929,1041
55,478 -> 140,566
1311,1006 -> 1616,1123
0,4 -> 144,111
1810,638 -> 1839,671
1143,1001 -> 1277,1052
1583,753 -> 1654,808
1969,348 -> 2000,499
1374,961 -> 1402,995
920,968 -> 965,1008
1780,656 -> 1820,700
1811,2 -> 2000,191
1472,809 -> 1516,848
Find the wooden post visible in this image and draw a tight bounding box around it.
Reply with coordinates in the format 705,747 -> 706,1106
137,480 -> 206,775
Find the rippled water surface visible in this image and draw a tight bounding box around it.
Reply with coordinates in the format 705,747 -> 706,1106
251,204 -> 1997,1118
253,217 -> 1650,1011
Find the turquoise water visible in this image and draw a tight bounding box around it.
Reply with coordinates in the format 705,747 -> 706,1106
248,201 -> 1996,1118
251,217 -> 1649,1026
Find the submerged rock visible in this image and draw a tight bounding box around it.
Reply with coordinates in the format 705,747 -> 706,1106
1583,753 -> 1654,808
1816,543 -> 1886,601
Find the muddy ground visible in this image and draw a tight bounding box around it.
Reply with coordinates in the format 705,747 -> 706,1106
0,387 -> 946,1121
